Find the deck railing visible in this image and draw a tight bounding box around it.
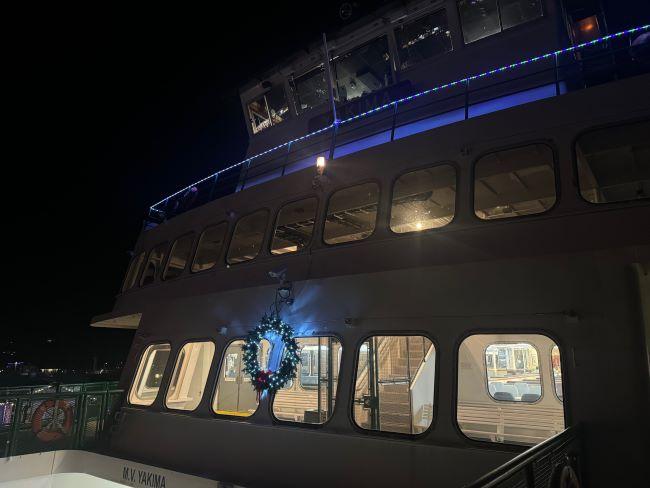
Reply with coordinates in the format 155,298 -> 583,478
0,382 -> 123,457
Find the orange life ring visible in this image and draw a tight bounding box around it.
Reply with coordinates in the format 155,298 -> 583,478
31,399 -> 74,442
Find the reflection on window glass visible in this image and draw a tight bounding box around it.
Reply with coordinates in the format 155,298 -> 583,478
271,198 -> 318,255
395,10 -> 452,69
576,120 -> 650,203
192,223 -> 227,272
165,342 -> 215,411
290,65 -> 329,114
551,345 -> 562,401
213,339 -> 271,417
163,234 -> 194,280
391,165 -> 456,233
140,243 -> 167,286
499,0 -> 543,30
227,210 -> 269,264
122,252 -> 145,291
129,343 -> 171,406
324,183 -> 379,245
474,144 -> 555,219
353,336 -> 435,434
334,36 -> 392,103
458,334 -> 564,445
273,337 -> 342,424
247,84 -> 289,134
458,0 -> 501,43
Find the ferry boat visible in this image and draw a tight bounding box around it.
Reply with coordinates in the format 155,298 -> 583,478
2,1 -> 649,487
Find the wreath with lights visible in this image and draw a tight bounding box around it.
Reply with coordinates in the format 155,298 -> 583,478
242,313 -> 300,398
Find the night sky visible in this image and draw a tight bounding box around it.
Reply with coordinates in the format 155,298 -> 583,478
4,1 -> 648,372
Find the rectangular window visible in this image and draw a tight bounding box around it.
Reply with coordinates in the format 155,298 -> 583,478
458,334 -> 565,445
140,243 -> 167,286
394,10 -> 452,70
122,252 -> 145,291
163,234 -> 194,280
324,182 -> 379,245
290,65 -> 328,114
474,143 -> 556,219
353,335 -> 435,434
271,198 -> 318,255
273,337 -> 342,424
129,343 -> 171,406
247,84 -> 289,134
390,164 -> 456,233
192,223 -> 228,272
551,345 -> 563,401
576,120 -> 649,203
213,339 -> 271,417
165,342 -> 215,411
458,0 -> 543,44
226,210 -> 269,264
334,36 -> 392,103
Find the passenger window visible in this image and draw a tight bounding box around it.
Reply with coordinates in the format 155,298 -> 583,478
390,164 -> 456,233
213,339 -> 271,417
247,84 -> 289,134
271,198 -> 318,255
226,210 -> 269,264
324,183 -> 379,245
551,345 -> 563,401
140,243 -> 167,286
576,120 -> 649,203
458,0 -> 543,44
163,234 -> 194,280
165,341 -> 215,411
458,334 -> 565,445
290,65 -> 328,114
334,36 -> 392,103
273,337 -> 342,424
394,10 -> 452,70
474,144 -> 555,219
192,223 -> 227,272
122,252 -> 145,291
353,335 -> 435,434
129,343 -> 171,406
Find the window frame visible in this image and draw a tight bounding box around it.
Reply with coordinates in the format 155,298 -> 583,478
246,83 -> 291,135
572,117 -> 650,206
289,63 -> 329,116
269,196 -> 320,256
471,141 -> 560,222
162,232 -> 195,281
393,8 -> 453,72
225,208 -> 271,266
191,221 -> 229,274
127,341 -> 172,408
550,344 -> 564,403
139,242 -> 168,287
322,180 -> 382,247
349,331 -> 439,439
388,161 -> 459,236
121,250 -> 145,292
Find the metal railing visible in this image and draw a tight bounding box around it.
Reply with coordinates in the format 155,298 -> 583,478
464,426 -> 581,488
0,382 -> 123,458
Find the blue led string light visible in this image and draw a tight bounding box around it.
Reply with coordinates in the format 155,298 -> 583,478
150,24 -> 649,214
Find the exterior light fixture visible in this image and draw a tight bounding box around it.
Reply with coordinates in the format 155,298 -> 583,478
316,156 -> 327,176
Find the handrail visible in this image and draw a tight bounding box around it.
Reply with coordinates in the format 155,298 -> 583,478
463,426 -> 579,488
147,25 -> 649,221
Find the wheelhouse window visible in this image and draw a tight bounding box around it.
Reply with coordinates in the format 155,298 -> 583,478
334,36 -> 392,103
163,234 -> 194,280
474,143 -> 556,219
192,222 -> 227,272
247,84 -> 289,134
353,335 -> 435,434
390,164 -> 456,233
122,252 -> 145,291
457,334 -> 564,445
324,182 -> 379,245
394,10 -> 452,70
129,343 -> 171,406
290,65 -> 329,114
213,339 -> 271,417
140,243 -> 167,286
271,198 -> 318,255
551,345 -> 563,401
165,341 -> 215,411
226,210 -> 269,264
576,120 -> 649,203
273,337 -> 342,424
458,0 -> 543,44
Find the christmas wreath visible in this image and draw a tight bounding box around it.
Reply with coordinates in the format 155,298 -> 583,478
242,314 -> 300,398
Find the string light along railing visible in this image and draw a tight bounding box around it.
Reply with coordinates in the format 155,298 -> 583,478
149,24 -> 649,216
